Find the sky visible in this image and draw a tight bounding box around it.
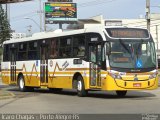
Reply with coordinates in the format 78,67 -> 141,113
5,0 -> 160,34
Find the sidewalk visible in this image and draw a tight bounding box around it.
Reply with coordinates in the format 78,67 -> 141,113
0,90 -> 15,100
0,78 -> 15,99
0,78 -> 5,86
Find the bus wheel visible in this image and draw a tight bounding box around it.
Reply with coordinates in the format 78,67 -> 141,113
116,91 -> 127,97
18,76 -> 34,92
77,76 -> 87,97
18,75 -> 27,92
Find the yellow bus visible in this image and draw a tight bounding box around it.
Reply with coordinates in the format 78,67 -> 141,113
1,26 -> 158,97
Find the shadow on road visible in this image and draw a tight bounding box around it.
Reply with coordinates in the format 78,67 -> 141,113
3,85 -> 157,100
0,85 -> 9,89
87,91 -> 157,100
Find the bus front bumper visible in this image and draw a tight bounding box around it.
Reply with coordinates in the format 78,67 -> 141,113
101,75 -> 158,91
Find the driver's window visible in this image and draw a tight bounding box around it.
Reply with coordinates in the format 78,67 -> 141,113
89,46 -> 96,63
87,33 -> 103,64
89,44 -> 102,65
97,45 -> 102,64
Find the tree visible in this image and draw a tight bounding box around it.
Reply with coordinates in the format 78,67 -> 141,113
0,5 -> 11,62
0,4 -> 11,45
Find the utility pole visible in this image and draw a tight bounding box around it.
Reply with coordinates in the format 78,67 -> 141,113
146,0 -> 150,31
39,0 -> 42,32
156,25 -> 159,50
27,25 -> 32,36
5,4 -> 10,23
43,2 -> 46,31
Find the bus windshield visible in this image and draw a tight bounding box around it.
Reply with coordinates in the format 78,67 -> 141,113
108,39 -> 156,70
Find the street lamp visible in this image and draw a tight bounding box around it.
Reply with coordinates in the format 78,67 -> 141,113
24,17 -> 43,32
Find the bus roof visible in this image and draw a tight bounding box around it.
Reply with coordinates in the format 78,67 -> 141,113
3,26 -> 105,44
3,29 -> 83,44
3,26 -> 149,45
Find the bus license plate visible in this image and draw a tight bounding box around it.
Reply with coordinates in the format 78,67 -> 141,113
133,83 -> 141,87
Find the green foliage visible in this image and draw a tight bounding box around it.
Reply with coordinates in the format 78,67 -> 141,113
0,5 -> 11,45
0,47 -> 2,54
0,47 -> 2,61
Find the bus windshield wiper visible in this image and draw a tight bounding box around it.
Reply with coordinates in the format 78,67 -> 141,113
119,39 -> 131,55
136,39 -> 144,59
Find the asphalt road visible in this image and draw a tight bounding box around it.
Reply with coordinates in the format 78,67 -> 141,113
0,85 -> 160,114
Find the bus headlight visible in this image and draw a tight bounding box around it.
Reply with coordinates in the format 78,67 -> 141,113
110,73 -> 122,79
149,72 -> 157,79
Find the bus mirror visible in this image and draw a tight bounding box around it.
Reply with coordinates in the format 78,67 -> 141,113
106,42 -> 111,55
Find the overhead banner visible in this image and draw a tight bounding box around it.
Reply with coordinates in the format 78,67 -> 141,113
45,2 -> 77,24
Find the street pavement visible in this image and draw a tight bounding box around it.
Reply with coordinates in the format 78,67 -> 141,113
0,77 -> 15,100
0,78 -> 4,86
0,85 -> 160,114
0,77 -> 160,114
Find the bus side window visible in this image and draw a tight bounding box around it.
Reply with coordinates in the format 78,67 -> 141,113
3,45 -> 9,61
73,35 -> 85,57
28,41 -> 38,60
49,39 -> 58,59
18,43 -> 27,61
77,46 -> 85,57
59,37 -> 72,58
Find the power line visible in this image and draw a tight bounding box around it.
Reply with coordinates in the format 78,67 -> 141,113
9,0 -> 120,22
11,11 -> 37,21
11,14 -> 39,23
10,0 -> 118,20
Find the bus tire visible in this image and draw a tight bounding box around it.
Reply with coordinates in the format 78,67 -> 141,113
116,90 -> 127,97
77,76 -> 87,97
18,75 -> 34,92
18,75 -> 27,92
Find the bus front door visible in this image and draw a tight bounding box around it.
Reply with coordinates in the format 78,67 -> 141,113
10,48 -> 17,84
40,42 -> 48,86
89,44 -> 102,88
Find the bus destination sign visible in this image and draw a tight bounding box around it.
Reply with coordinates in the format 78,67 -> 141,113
106,28 -> 149,38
